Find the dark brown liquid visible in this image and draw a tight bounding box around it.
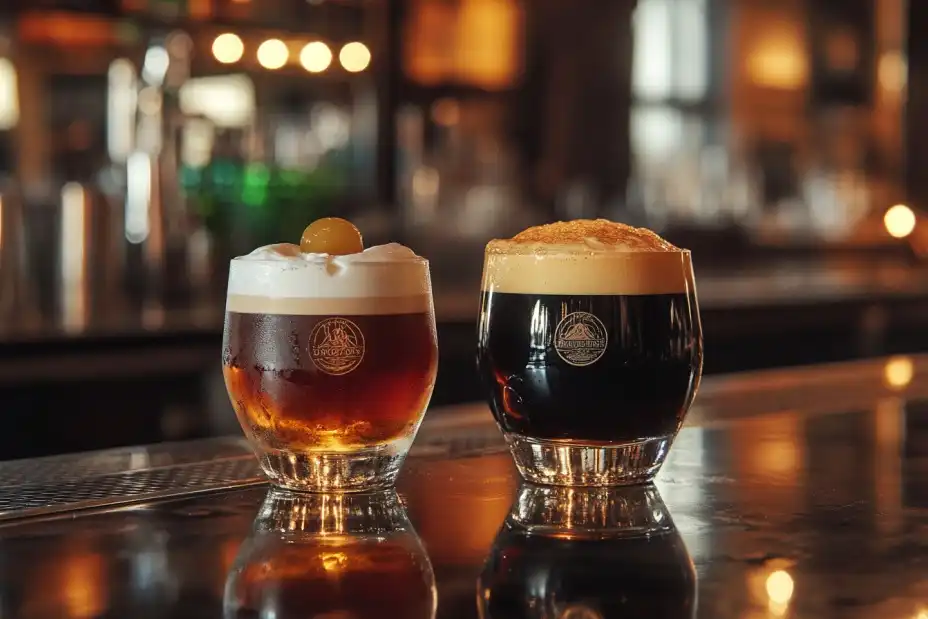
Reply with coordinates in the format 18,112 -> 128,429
477,292 -> 702,442
226,536 -> 435,619
222,312 -> 438,450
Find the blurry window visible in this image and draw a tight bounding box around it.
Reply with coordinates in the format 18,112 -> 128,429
632,0 -> 708,103
631,0 -> 711,164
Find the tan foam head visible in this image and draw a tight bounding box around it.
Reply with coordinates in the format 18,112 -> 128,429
482,219 -> 693,295
505,219 -> 680,251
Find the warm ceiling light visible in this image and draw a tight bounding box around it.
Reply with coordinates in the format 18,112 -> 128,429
257,39 -> 288,70
339,42 -> 371,73
300,41 -> 332,73
212,33 -> 244,64
884,203 -> 916,239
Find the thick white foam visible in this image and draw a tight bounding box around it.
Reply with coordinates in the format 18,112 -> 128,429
227,243 -> 432,315
482,220 -> 694,296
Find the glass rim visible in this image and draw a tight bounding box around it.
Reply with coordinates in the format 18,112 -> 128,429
229,256 -> 430,267
483,246 -> 692,257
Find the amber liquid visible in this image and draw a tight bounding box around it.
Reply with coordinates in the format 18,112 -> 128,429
227,535 -> 435,619
222,312 -> 438,451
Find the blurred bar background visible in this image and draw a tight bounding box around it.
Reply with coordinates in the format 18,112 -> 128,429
0,0 -> 926,458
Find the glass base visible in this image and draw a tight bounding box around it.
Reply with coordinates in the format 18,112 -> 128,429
504,433 -> 672,487
509,483 -> 675,538
255,438 -> 411,493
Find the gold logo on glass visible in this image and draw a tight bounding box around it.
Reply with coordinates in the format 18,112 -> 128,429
554,311 -> 608,366
310,317 -> 365,375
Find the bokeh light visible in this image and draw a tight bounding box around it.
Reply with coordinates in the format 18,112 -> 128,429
766,570 -> 794,605
431,98 -> 460,126
339,42 -> 371,73
141,45 -> 169,85
883,356 -> 914,390
878,51 -> 907,94
300,42 -> 332,73
212,33 -> 244,64
0,59 -> 18,130
884,204 -> 916,239
257,39 -> 288,70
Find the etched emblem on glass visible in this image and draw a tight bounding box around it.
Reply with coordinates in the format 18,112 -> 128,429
554,311 -> 608,366
311,317 -> 366,375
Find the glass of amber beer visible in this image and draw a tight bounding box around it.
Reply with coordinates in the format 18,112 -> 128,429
223,225 -> 437,492
477,220 -> 702,486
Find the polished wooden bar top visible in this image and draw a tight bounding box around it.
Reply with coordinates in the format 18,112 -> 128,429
1,355 -> 928,618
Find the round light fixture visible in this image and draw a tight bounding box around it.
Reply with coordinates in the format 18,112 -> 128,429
257,39 -> 288,70
339,42 -> 371,73
212,33 -> 244,64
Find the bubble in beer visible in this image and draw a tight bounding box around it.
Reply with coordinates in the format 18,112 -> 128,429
300,217 -> 364,255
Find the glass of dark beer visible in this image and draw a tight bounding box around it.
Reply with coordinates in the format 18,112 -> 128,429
225,489 -> 436,619
223,241 -> 438,492
477,220 -> 702,486
478,483 -> 697,619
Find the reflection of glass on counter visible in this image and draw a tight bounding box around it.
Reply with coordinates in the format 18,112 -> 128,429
478,483 -> 696,619
224,489 -> 436,619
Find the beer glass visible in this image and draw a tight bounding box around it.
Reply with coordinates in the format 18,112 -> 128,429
225,489 -> 436,619
478,484 -> 696,618
223,244 -> 438,491
476,220 -> 703,486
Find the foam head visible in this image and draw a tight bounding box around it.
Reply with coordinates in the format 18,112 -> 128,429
227,243 -> 433,315
482,219 -> 693,296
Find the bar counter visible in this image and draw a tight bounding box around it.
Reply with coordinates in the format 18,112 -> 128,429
1,355 -> 927,618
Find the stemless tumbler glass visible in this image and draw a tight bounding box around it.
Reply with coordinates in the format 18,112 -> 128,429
476,226 -> 702,486
222,248 -> 438,492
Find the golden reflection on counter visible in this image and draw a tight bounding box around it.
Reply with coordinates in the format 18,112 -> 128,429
765,569 -> 794,616
874,397 -> 903,540
766,569 -> 794,604
404,454 -> 516,565
220,538 -> 243,574
754,429 -> 800,477
21,540 -> 108,619
733,411 -> 804,485
63,552 -> 107,619
746,558 -> 795,618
